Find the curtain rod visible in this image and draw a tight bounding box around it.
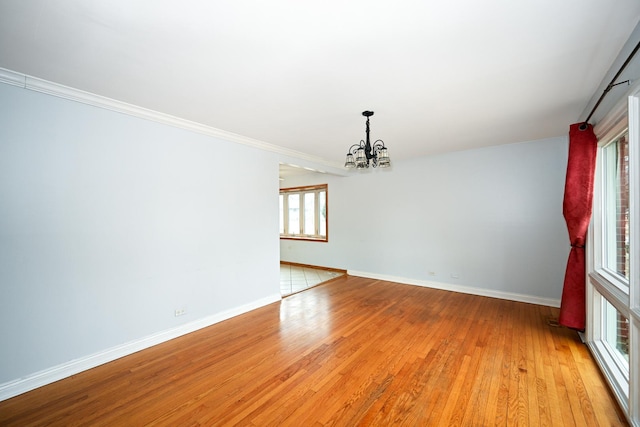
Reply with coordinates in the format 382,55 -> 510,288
580,39 -> 640,130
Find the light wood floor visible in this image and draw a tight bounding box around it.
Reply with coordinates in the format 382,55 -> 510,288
0,276 -> 627,426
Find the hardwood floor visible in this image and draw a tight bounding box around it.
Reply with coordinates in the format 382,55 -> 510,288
0,276 -> 627,426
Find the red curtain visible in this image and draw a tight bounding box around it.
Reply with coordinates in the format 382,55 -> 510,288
559,123 -> 598,330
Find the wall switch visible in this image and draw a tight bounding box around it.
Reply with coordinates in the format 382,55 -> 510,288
174,308 -> 186,317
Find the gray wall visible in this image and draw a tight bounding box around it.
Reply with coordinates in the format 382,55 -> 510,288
0,83 -> 280,385
281,137 -> 569,302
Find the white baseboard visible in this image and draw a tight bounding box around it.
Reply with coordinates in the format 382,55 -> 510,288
0,293 -> 281,402
347,270 -> 561,308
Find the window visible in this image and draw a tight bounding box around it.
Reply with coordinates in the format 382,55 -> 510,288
603,299 -> 629,366
587,85 -> 639,425
279,184 -> 327,241
602,131 -> 630,284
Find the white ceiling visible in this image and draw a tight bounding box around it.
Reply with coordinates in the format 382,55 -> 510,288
1,1 -> 640,168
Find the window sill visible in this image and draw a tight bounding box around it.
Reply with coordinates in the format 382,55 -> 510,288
280,236 -> 328,243
589,271 -> 630,311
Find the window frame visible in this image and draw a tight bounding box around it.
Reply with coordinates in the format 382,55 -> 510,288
600,130 -> 631,287
586,81 -> 640,425
279,184 -> 328,242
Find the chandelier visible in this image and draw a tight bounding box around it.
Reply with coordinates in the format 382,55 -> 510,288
344,111 -> 390,169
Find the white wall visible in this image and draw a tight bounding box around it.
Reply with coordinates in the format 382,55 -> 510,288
281,137 -> 569,303
0,83 -> 280,388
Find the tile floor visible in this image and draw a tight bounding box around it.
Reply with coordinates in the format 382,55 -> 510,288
280,264 -> 345,296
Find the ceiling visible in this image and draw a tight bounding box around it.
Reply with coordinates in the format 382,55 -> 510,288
1,1 -> 640,168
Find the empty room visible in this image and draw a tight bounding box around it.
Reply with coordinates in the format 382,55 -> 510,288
1,1 -> 639,425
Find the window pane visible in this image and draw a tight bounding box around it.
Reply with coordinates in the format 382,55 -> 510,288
603,132 -> 630,281
288,194 -> 300,235
304,193 -> 315,235
603,299 -> 630,366
279,194 -> 284,234
319,191 -> 326,236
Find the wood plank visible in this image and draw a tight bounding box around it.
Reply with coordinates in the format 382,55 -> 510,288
0,276 -> 628,426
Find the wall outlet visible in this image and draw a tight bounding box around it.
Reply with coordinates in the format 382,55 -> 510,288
450,273 -> 459,279
428,271 -> 436,276
174,308 -> 186,317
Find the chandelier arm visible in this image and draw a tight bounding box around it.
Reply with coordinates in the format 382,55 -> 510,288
347,141 -> 366,155
372,140 -> 386,149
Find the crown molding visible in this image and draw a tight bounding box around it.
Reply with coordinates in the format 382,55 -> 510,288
0,67 -> 343,171
0,68 -> 26,87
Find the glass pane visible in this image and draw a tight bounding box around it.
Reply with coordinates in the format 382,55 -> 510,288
288,194 -> 300,235
602,131 -> 630,281
304,193 -> 315,235
603,299 -> 630,366
279,194 -> 284,234
319,191 -> 326,237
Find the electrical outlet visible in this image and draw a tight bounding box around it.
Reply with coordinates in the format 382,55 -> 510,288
450,273 -> 459,279
428,271 -> 436,276
174,308 -> 186,317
